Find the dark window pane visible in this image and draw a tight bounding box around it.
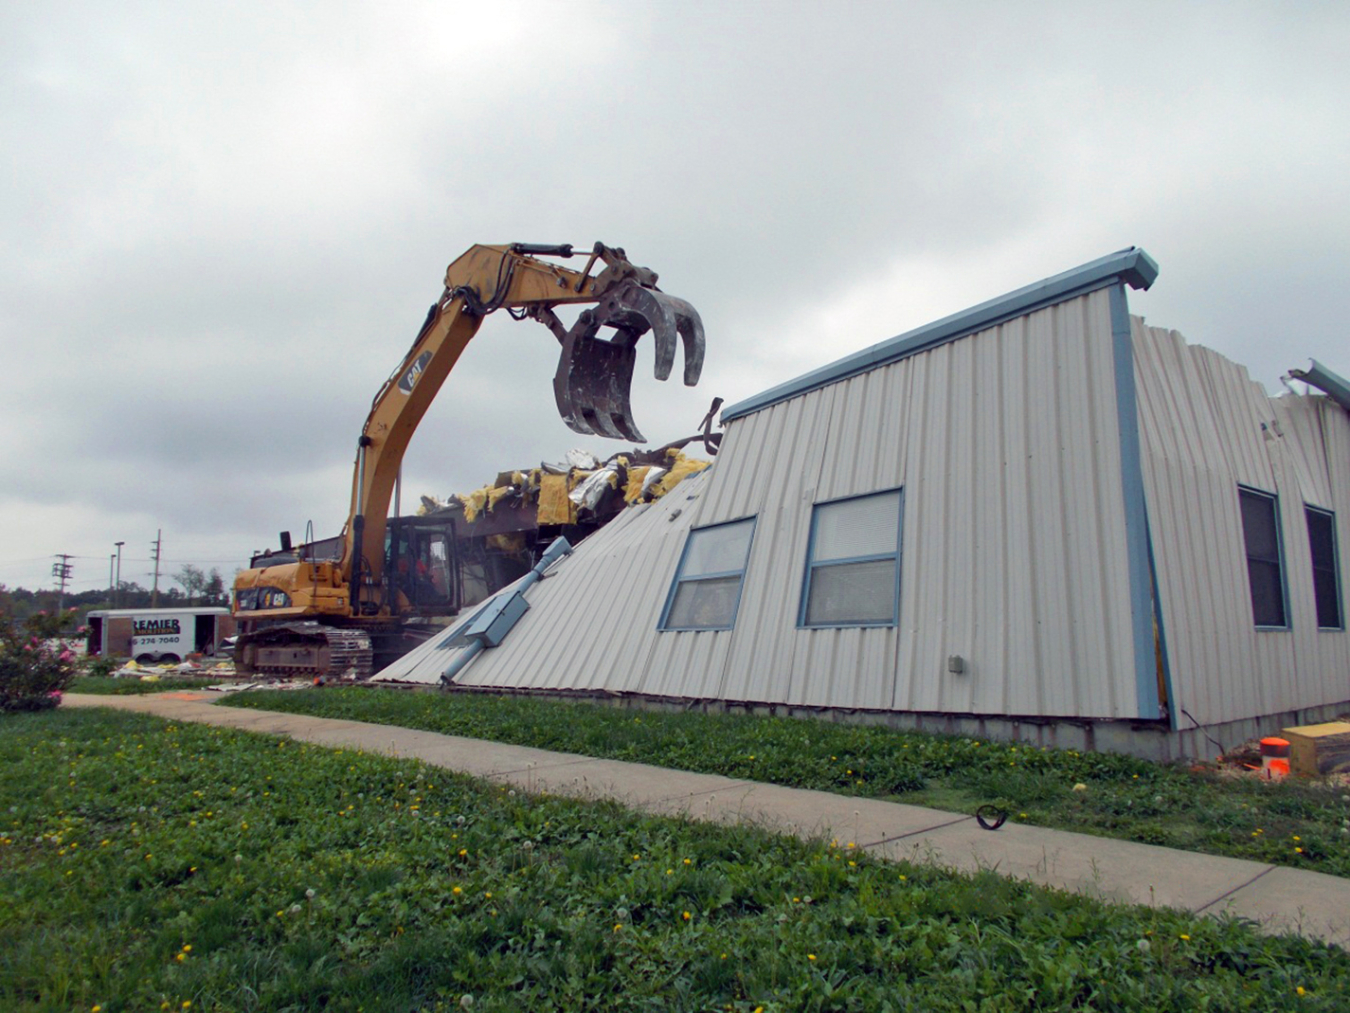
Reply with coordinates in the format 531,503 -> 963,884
1239,491 -> 1280,562
1307,508 -> 1343,629
1239,490 -> 1286,627
666,576 -> 744,630
805,558 -> 897,626
1247,559 -> 1287,627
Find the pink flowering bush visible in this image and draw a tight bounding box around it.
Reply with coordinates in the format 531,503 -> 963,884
0,607 -> 78,712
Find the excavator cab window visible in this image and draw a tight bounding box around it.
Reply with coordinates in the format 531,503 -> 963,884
386,520 -> 457,611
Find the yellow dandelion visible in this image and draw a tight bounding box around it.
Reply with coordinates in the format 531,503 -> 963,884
682,911 -> 692,921
452,886 -> 462,895
1179,934 -> 1190,941
807,954 -> 817,961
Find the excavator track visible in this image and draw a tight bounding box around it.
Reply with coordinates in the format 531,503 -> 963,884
234,622 -> 374,681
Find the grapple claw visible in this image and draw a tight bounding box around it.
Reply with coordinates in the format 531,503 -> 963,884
552,279 -> 705,443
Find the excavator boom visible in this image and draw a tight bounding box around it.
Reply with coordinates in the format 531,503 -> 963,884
232,241 -> 705,678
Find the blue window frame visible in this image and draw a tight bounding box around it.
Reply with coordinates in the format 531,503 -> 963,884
800,488 -> 904,628
1306,506 -> 1343,630
1238,486 -> 1289,629
659,517 -> 756,631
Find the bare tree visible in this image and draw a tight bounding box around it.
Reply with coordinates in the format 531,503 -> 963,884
173,564 -> 207,605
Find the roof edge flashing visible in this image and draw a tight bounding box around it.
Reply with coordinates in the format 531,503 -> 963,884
722,246 -> 1159,424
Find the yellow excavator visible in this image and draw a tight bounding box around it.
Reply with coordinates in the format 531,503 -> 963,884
232,242 -> 705,679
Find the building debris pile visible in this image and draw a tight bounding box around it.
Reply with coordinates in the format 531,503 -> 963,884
423,445 -> 711,526
412,444 -> 711,606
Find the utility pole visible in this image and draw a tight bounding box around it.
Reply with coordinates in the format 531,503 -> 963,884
109,554 -> 115,602
150,529 -> 162,608
114,542 -> 124,608
52,554 -> 73,612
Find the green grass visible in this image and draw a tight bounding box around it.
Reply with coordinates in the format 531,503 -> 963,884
218,689 -> 1350,877
3,708 -> 1348,1012
69,676 -> 223,695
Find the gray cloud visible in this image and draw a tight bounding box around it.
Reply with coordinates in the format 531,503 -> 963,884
4,1 -> 1348,591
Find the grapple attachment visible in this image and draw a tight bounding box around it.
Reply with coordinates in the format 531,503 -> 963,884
553,280 -> 705,442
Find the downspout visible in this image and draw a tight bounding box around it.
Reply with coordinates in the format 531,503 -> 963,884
441,537 -> 574,684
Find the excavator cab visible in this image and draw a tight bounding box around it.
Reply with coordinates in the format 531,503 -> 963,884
384,517 -> 460,614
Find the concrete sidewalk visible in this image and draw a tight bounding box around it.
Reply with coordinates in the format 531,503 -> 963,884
64,692 -> 1350,948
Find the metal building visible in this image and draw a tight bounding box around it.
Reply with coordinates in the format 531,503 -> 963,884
380,248 -> 1349,759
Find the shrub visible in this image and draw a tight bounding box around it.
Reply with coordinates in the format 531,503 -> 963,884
0,606 -> 80,712
83,654 -> 121,678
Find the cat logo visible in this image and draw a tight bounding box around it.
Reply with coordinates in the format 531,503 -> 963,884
397,351 -> 433,395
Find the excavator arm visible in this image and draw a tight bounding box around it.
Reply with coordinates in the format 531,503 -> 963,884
342,242 -> 704,609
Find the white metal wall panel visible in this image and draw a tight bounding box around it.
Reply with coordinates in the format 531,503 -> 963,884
1133,321 -> 1350,726
1319,401 -> 1350,700
437,288 -> 1141,720
703,287 -> 1138,719
451,479 -> 709,694
1272,395 -> 1334,509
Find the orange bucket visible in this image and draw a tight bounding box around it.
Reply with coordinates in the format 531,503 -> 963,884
1259,737 -> 1290,780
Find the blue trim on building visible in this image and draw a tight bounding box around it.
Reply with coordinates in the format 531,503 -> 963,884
722,247 -> 1160,424
1291,360 -> 1350,414
1108,283 -> 1165,723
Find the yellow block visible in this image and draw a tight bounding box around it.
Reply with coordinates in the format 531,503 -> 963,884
1282,722 -> 1350,776
536,473 -> 576,525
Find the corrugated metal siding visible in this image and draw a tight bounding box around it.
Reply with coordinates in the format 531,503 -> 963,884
453,288 -> 1142,719
455,478 -> 711,694
1133,321 -> 1350,727
396,289 -> 1347,736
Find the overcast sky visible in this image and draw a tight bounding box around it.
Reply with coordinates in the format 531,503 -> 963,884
3,1 -> 1347,595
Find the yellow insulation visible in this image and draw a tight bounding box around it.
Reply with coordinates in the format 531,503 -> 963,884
651,450 -> 711,498
459,486 -> 491,523
486,485 -> 515,512
487,532 -> 527,553
536,473 -> 576,525
624,466 -> 652,504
